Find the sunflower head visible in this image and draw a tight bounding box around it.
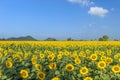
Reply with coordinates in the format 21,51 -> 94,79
35,64 -> 42,70
74,58 -> 81,64
90,54 -> 97,61
0,53 -> 3,58
65,64 -> 74,72
97,61 -> 106,69
48,54 -> 55,61
37,72 -> 46,80
105,57 -> 113,64
101,56 -> 106,61
20,70 -> 29,79
57,54 -> 62,60
0,70 -> 2,76
51,77 -> 60,80
112,65 -> 120,73
6,61 -> 12,68
84,77 -> 93,80
40,53 -> 45,59
49,62 -> 56,69
80,67 -> 88,75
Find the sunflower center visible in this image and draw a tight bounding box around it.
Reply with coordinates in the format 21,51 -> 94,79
22,72 -> 26,76
114,67 -> 119,71
39,74 -> 44,78
67,66 -> 72,70
100,63 -> 104,67
82,69 -> 86,73
92,56 -> 96,59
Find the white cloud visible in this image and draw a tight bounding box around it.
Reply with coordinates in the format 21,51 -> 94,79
88,6 -> 109,17
68,0 -> 94,6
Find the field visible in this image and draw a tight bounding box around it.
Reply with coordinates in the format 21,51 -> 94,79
0,41 -> 120,80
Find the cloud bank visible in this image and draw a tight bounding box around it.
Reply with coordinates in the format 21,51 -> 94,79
68,0 -> 94,6
88,6 -> 109,17
68,0 -> 109,17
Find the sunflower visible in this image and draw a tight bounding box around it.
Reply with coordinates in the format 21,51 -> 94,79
48,54 -> 55,61
74,58 -> 81,64
31,58 -> 37,64
65,64 -> 74,71
37,72 -> 46,80
40,53 -> 45,59
97,61 -> 106,69
57,54 -> 62,60
114,54 -> 119,59
100,56 -> 106,61
119,58 -> 120,62
112,65 -> 120,73
35,64 -> 42,70
84,77 -> 93,80
0,53 -> 2,58
7,58 -> 12,62
51,77 -> 60,80
79,51 -> 84,57
72,53 -> 79,58
80,67 -> 88,75
32,55 -> 37,59
20,70 -> 29,79
90,54 -> 97,61
100,51 -> 105,56
0,70 -> 2,76
85,49 -> 90,54
105,57 -> 113,64
106,49 -> 112,56
6,61 -> 12,68
49,62 -> 56,69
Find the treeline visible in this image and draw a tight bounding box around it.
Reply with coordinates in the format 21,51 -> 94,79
0,35 -> 120,41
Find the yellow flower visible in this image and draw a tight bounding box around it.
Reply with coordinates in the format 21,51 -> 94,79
7,58 -> 12,62
97,61 -> 106,69
74,58 -> 81,64
24,53 -> 30,59
49,62 -> 56,69
80,67 -> 88,75
20,70 -> 29,79
37,72 -> 46,80
90,54 -> 97,61
65,64 -> 74,71
84,77 -> 93,80
118,58 -> 120,62
40,53 -> 45,59
0,70 -> 2,76
112,65 -> 120,73
35,64 -> 42,70
57,54 -> 62,60
106,49 -> 112,56
72,53 -> 78,58
51,77 -> 60,80
100,56 -> 106,61
6,61 -> 12,68
48,54 -> 55,61
100,51 -> 105,56
0,53 -> 3,58
31,58 -> 37,64
32,55 -> 37,59
86,49 -> 90,54
79,51 -> 85,57
105,57 -> 113,64
114,54 -> 119,59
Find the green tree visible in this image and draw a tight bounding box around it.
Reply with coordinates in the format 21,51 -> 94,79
67,37 -> 73,41
98,35 -> 109,41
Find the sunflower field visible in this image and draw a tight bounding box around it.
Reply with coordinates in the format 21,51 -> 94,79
0,41 -> 120,80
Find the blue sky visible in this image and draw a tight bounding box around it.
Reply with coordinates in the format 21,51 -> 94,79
0,0 -> 120,40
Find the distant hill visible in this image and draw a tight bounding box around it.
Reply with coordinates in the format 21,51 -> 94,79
7,36 -> 37,41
